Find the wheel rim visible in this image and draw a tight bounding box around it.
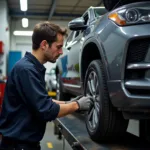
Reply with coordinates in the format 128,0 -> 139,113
56,78 -> 60,100
86,71 -> 100,130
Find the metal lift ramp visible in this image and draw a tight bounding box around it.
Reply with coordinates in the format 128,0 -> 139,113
53,113 -> 150,150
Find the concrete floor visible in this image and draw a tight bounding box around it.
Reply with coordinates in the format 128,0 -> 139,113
41,122 -> 72,150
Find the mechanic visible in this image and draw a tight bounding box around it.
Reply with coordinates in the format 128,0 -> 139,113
0,21 -> 92,150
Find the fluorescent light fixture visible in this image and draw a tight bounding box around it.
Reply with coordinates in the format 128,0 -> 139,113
22,18 -> 28,28
13,31 -> 33,36
20,0 -> 28,11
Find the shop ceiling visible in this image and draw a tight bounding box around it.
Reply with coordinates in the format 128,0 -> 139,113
7,0 -> 106,20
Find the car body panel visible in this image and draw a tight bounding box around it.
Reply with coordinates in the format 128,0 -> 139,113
56,2 -> 150,113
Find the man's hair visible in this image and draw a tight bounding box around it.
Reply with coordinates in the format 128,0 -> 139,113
32,21 -> 67,50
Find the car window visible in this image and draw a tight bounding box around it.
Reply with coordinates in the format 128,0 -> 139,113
94,8 -> 101,17
74,31 -> 80,38
67,31 -> 74,43
83,13 -> 89,25
94,8 -> 107,17
80,13 -> 89,33
65,31 -> 74,46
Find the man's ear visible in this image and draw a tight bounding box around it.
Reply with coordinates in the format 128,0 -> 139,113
40,40 -> 48,50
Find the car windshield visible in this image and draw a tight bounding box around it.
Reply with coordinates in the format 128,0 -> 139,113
94,8 -> 107,17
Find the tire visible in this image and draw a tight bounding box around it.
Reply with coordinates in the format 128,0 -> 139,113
56,74 -> 71,101
103,0 -> 144,11
84,60 -> 128,141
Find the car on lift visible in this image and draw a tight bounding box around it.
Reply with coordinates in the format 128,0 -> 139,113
56,1 -> 150,141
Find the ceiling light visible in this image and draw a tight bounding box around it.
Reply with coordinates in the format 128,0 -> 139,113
22,18 -> 28,28
20,0 -> 28,11
13,31 -> 33,36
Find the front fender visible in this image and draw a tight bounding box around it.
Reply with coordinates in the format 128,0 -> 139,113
80,37 -> 110,83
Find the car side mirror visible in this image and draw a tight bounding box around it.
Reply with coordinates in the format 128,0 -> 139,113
68,17 -> 87,31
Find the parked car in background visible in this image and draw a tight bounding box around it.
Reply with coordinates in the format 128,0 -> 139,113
56,1 -> 150,142
45,67 -> 56,92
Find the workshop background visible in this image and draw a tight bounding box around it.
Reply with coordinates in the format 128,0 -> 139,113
0,0 -> 106,76
0,0 -> 106,149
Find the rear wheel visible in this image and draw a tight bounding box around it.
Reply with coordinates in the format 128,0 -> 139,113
56,74 -> 71,101
84,60 -> 128,141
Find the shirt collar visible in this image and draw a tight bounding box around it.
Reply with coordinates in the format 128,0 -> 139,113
25,52 -> 46,72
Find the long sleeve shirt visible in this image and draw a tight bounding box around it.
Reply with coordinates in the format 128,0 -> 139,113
0,52 -> 60,142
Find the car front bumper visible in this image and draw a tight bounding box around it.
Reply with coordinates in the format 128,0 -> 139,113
107,80 -> 150,111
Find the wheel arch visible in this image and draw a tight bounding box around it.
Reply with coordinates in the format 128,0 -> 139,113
80,38 -> 109,87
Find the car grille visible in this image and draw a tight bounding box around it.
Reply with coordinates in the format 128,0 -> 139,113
126,39 -> 150,63
124,38 -> 150,96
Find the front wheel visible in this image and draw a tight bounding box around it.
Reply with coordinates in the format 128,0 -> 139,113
84,60 -> 128,141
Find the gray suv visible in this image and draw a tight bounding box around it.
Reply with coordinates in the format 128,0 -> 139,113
56,1 -> 150,141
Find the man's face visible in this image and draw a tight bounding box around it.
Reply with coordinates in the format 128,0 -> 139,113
44,33 -> 64,63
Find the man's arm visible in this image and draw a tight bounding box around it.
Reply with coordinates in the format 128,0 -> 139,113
57,102 -> 79,117
57,96 -> 92,118
52,99 -> 65,104
16,68 -> 91,121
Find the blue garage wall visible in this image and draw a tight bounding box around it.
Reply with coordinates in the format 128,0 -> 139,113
8,51 -> 21,73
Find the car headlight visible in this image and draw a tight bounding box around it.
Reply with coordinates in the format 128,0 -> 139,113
108,2 -> 150,26
125,9 -> 139,22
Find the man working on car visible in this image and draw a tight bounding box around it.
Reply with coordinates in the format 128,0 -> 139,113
0,21 -> 92,150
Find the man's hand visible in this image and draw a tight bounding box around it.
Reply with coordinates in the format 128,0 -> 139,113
76,96 -> 93,111
65,95 -> 83,104
57,96 -> 93,117
70,95 -> 83,102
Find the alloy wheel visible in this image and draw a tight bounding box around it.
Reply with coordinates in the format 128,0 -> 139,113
85,70 -> 100,130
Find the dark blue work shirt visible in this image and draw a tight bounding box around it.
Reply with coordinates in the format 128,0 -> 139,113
0,52 -> 60,142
